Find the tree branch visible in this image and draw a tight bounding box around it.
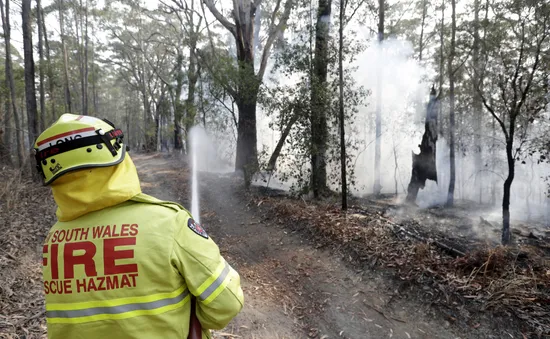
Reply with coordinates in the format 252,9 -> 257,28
202,0 -> 236,37
257,0 -> 293,81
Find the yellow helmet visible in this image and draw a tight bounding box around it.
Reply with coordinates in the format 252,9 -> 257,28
34,114 -> 127,185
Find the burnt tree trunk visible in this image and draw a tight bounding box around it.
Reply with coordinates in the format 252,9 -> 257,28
406,87 -> 439,203
311,0 -> 332,197
502,140 -> 514,245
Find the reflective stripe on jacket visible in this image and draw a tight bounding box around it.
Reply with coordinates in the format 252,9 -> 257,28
42,193 -> 244,339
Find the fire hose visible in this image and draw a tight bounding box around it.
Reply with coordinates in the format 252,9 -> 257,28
188,297 -> 202,339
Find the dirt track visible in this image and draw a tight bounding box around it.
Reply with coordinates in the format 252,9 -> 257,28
134,154 -> 511,339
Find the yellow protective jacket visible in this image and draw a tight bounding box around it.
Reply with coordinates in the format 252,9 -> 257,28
42,155 -> 244,339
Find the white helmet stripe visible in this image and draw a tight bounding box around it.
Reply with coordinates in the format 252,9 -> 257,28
37,129 -> 97,151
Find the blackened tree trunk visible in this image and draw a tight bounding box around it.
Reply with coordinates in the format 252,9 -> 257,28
311,0 -> 332,197
446,0 -> 456,206
502,140 -> 514,244
373,0 -> 384,195
37,0 -> 46,131
22,0 -> 39,154
0,0 -> 22,166
406,87 -> 438,203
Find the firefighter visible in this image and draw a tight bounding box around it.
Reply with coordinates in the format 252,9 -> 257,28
35,114 -> 244,339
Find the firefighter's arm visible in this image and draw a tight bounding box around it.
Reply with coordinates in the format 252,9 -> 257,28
171,211 -> 244,330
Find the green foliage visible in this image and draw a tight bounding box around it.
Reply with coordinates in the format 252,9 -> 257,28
259,13 -> 368,196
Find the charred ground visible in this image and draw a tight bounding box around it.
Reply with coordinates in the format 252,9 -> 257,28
0,153 -> 548,339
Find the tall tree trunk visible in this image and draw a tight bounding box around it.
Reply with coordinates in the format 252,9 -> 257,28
310,0 -> 332,197
59,0 -> 72,113
22,0 -> 39,151
418,0 -> 427,61
438,0 -> 444,136
0,96 -> 10,164
373,0 -> 384,195
185,48 -> 199,150
233,7 -> 260,183
235,87 -> 259,185
2,88 -> 10,160
446,0 -> 456,206
339,0 -> 347,209
91,25 -> 98,113
0,0 -> 22,166
82,0 -> 89,115
502,139 -> 514,245
472,0 -> 483,203
41,5 -> 56,122
74,0 -> 84,114
173,53 -> 184,151
37,0 -> 46,131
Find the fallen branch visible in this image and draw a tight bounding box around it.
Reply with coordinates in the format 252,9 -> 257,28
362,300 -> 407,324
